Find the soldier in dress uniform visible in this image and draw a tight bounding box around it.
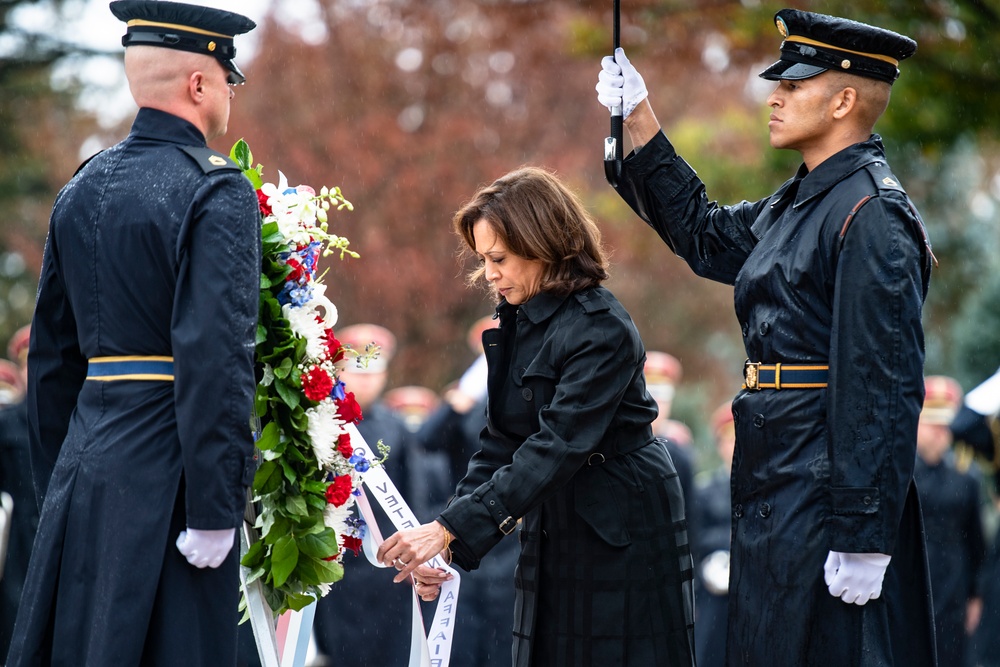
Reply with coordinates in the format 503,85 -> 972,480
951,366 -> 1000,667
915,375 -> 985,667
597,8 -> 936,665
0,325 -> 36,660
6,3 -> 260,665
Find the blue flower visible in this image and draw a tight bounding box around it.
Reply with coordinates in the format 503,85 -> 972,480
350,454 -> 370,473
332,380 -> 346,401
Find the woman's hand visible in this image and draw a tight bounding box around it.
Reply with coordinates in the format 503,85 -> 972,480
413,564 -> 453,601
377,520 -> 449,583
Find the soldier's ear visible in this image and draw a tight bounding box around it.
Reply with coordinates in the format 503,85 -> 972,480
189,71 -> 207,103
831,86 -> 858,120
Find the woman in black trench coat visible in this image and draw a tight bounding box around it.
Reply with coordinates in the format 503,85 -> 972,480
377,167 -> 696,667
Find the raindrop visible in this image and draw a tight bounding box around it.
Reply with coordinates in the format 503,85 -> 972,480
398,105 -> 425,133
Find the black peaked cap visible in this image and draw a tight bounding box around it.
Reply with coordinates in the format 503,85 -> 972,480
110,1 -> 256,84
759,9 -> 917,85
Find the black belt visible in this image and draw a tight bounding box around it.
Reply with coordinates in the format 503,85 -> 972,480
86,356 -> 174,381
743,361 -> 828,391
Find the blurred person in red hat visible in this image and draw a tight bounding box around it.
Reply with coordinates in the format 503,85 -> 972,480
691,402 -> 736,667
312,323 -> 449,667
952,364 -> 1000,667
383,385 -> 442,434
0,327 -> 38,659
915,376 -> 985,667
0,362 -> 22,409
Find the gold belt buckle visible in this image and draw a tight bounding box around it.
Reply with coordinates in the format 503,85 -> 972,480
744,360 -> 760,391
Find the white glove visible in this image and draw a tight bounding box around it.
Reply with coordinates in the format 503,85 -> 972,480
966,365 -> 1000,416
824,550 -> 891,605
176,527 -> 236,569
596,47 -> 648,119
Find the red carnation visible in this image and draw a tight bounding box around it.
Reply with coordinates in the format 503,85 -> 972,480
336,392 -> 363,424
325,330 -> 344,363
341,535 -> 363,557
336,433 -> 353,459
301,366 -> 334,402
285,257 -> 306,284
257,189 -> 272,216
325,474 -> 353,507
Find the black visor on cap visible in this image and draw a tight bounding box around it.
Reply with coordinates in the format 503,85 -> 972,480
222,60 -> 245,85
759,59 -> 827,81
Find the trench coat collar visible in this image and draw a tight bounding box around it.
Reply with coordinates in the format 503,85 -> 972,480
792,134 -> 887,208
495,291 -> 568,326
130,107 -> 208,147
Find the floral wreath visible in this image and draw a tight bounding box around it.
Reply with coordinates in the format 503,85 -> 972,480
230,140 -> 384,615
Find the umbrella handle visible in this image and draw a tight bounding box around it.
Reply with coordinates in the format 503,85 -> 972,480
603,0 -> 622,187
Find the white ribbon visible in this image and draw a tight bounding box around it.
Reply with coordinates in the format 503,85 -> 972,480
346,423 -> 461,667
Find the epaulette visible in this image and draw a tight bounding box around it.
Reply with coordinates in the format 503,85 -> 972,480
180,146 -> 241,174
866,161 -> 905,194
575,289 -> 611,314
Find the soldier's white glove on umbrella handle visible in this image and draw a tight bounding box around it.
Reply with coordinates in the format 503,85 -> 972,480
824,550 -> 891,605
176,527 -> 236,569
596,47 -> 648,120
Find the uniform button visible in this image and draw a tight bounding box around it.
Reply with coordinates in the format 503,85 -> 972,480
734,504 -> 744,519
741,323 -> 749,337
758,502 -> 771,518
758,322 -> 770,336
522,388 -> 533,401
752,414 -> 765,428
863,495 -> 873,506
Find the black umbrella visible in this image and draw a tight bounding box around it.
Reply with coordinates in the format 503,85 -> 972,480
603,0 -> 622,187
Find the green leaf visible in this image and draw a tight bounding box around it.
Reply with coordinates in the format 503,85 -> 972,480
230,139 -> 251,170
273,357 -> 293,379
271,535 -> 299,588
298,529 -> 340,559
252,459 -> 282,495
274,379 -> 301,410
285,494 -> 309,516
256,323 -> 267,345
260,273 -> 273,290
295,555 -> 343,587
278,456 -> 298,483
240,539 -> 265,568
262,511 -> 290,545
284,591 -> 318,613
256,421 -> 280,451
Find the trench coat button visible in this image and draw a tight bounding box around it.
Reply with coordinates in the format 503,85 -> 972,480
734,503 -> 744,519
758,502 -> 771,518
741,323 -> 749,337
752,414 -> 765,428
758,322 -> 770,336
522,388 -> 533,401
863,495 -> 873,506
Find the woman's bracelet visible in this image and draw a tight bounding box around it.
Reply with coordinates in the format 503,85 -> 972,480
438,521 -> 453,565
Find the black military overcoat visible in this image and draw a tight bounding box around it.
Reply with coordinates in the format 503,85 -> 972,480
614,132 -> 936,666
7,108 -> 260,666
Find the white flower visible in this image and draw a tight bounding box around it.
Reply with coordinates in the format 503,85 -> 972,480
323,501 -> 352,531
305,399 -> 346,469
283,302 -> 326,359
307,283 -> 339,328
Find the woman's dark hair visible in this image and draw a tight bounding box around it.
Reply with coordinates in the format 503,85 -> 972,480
453,166 -> 609,297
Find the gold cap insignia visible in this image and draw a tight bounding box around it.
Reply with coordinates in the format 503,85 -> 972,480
841,59 -> 851,69
775,17 -> 789,38
209,155 -> 227,166
883,176 -> 898,186
208,41 -> 216,52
